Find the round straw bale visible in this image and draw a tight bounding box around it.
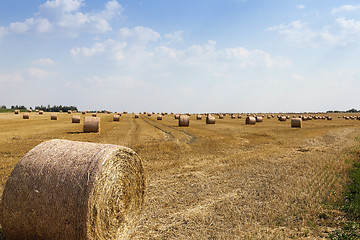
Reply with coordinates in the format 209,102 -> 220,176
113,115 -> 120,121
231,114 -> 235,119
206,115 -> 215,124
92,113 -> 97,117
39,110 -> 44,115
179,115 -> 190,127
246,116 -> 256,125
147,113 -> 152,117
345,116 -> 350,120
27,109 -> 32,113
338,116 -> 341,118
157,115 -> 162,120
82,111 -> 86,115
72,115 -> 81,123
286,115 -> 290,119
291,118 -> 302,128
84,117 -> 100,133
134,114 -> 139,119
237,115 -> 242,119
219,114 -> 224,119
51,113 -> 57,120
23,113 -> 29,119
118,113 -> 122,116
267,115 -> 271,119
175,114 -> 180,120
278,116 -> 286,122
327,116 -> 332,120
197,114 -> 202,120
68,110 -> 72,114
60,110 -> 63,113
0,139 -> 145,240
36,109 -> 39,113
256,116 -> 263,122
14,110 -> 19,114
123,111 -> 128,114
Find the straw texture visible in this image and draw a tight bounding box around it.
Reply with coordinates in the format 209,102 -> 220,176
0,139 -> 145,240
179,115 -> 190,127
84,117 -> 100,133
51,114 -> 58,120
245,116 -> 256,125
206,115 -> 215,124
291,118 -> 302,128
23,113 -> 29,119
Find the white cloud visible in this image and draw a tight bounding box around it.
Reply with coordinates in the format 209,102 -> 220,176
267,18 -> 360,46
0,26 -> 8,38
70,38 -> 126,60
0,72 -> 23,83
332,5 -> 360,14
33,58 -> 55,65
85,75 -> 145,88
296,5 -> 305,10
2,0 -> 122,37
164,31 -> 184,44
119,26 -> 161,44
27,68 -> 55,78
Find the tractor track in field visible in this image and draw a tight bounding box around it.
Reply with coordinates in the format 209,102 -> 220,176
141,115 -> 198,144
140,115 -> 175,142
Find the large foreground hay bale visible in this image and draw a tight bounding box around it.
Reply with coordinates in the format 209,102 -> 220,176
72,115 -> 81,123
84,117 -> 100,133
23,113 -> 29,119
51,113 -> 57,120
179,115 -> 190,127
291,118 -> 302,128
246,116 -> 256,125
206,115 -> 215,124
0,139 -> 145,240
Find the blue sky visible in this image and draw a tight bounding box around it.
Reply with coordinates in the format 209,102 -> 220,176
0,0 -> 359,113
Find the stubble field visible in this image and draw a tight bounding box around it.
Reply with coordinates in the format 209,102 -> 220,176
0,112 -> 360,239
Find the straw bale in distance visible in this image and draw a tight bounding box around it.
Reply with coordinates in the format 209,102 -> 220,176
237,115 -> 242,119
68,110 -> 72,114
27,109 -> 32,113
72,115 -> 81,123
0,139 -> 145,240
197,114 -> 202,120
279,116 -> 286,122
84,117 -> 100,133
23,113 -> 29,119
82,111 -> 86,115
157,115 -> 162,120
256,116 -> 263,122
175,114 -> 180,120
179,115 -> 190,127
51,113 -> 57,120
291,118 -> 302,128
206,115 -> 215,124
113,115 -> 120,122
327,116 -> 332,120
246,116 -> 256,125
92,113 -> 97,117
134,114 -> 139,119
39,110 -> 44,115
231,114 -> 235,119
219,114 -> 224,119
147,113 -> 152,117
14,110 -> 19,114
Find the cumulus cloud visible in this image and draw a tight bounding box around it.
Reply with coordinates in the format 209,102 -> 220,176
33,58 -> 55,65
267,18 -> 360,46
119,26 -> 161,44
85,75 -> 145,88
0,26 -> 8,38
164,31 -> 184,44
70,39 -> 126,60
296,5 -> 305,10
27,68 -> 55,78
332,5 -> 360,14
2,0 -> 122,37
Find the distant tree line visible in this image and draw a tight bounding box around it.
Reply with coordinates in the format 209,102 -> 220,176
0,105 -> 78,112
327,108 -> 360,113
33,105 -> 78,112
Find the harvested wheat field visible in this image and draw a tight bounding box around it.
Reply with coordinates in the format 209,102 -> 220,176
0,112 -> 360,239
